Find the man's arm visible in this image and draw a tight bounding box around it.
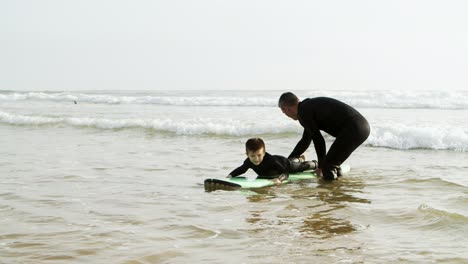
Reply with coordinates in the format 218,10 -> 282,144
311,131 -> 326,168
288,129 -> 312,159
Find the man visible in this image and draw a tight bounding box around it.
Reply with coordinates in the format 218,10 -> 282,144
278,92 -> 370,181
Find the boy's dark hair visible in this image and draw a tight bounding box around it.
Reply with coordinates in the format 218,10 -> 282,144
278,92 -> 299,107
245,138 -> 265,153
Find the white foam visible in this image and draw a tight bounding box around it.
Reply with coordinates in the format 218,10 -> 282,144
0,111 -> 299,136
1,90 -> 468,109
368,125 -> 468,151
0,92 -> 275,106
2,111 -> 467,151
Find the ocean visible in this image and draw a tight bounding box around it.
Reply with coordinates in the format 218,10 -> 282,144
1,89 -> 467,263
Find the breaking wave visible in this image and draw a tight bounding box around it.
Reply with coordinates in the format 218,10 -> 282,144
2,111 -> 467,151
1,90 -> 468,109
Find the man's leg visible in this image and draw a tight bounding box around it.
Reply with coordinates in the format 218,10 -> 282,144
322,119 -> 370,181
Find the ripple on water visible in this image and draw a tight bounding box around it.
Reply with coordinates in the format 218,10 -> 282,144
417,203 -> 468,230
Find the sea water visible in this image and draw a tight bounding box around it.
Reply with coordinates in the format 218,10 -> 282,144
1,89 -> 467,263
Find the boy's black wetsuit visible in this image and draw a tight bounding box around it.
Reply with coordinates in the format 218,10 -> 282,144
229,152 -> 312,179
289,97 -> 370,181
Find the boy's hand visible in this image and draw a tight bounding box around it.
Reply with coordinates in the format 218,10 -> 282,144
271,178 -> 282,186
226,175 -> 232,178
271,173 -> 288,185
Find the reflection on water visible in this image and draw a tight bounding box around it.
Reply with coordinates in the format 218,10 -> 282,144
301,211 -> 355,239
244,177 -> 370,239
245,210 -> 267,225
314,178 -> 371,205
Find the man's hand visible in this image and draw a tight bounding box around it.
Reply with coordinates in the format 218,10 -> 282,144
299,154 -> 306,162
315,168 -> 323,178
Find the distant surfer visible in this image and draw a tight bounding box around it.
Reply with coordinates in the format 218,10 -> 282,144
278,92 -> 370,181
228,138 -> 317,185
74,100 -> 77,104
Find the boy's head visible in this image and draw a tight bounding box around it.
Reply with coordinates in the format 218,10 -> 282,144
245,138 -> 266,165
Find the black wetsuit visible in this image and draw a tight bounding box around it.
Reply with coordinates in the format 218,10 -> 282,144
229,152 -> 312,179
289,97 -> 370,181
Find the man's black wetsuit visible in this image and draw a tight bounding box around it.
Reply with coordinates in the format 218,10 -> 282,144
289,97 -> 370,181
229,152 -> 311,179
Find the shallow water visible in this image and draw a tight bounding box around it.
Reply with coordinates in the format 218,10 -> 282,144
1,90 -> 467,263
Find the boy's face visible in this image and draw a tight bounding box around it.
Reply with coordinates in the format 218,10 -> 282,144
247,147 -> 265,165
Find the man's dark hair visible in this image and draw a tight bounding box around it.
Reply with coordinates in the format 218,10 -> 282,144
278,92 -> 299,107
245,138 -> 265,153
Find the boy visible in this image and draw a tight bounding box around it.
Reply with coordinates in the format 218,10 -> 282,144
228,138 -> 317,185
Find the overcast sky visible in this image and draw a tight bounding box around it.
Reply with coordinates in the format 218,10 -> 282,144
1,0 -> 468,91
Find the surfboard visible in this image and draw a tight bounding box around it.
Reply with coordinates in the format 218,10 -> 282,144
204,164 -> 351,191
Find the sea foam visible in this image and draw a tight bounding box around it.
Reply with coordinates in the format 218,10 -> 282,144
1,90 -> 468,109
0,111 -> 298,136
367,125 -> 468,151
2,111 -> 467,151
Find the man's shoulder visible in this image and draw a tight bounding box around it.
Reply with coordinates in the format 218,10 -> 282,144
306,96 -> 335,102
302,97 -> 345,108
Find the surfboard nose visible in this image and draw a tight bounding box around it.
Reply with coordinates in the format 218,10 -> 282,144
204,179 -> 242,192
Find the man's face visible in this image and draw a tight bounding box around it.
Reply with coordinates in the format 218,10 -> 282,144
247,147 -> 265,165
281,105 -> 297,120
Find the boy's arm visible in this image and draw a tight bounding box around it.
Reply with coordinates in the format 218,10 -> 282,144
227,161 -> 249,178
270,158 -> 289,183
